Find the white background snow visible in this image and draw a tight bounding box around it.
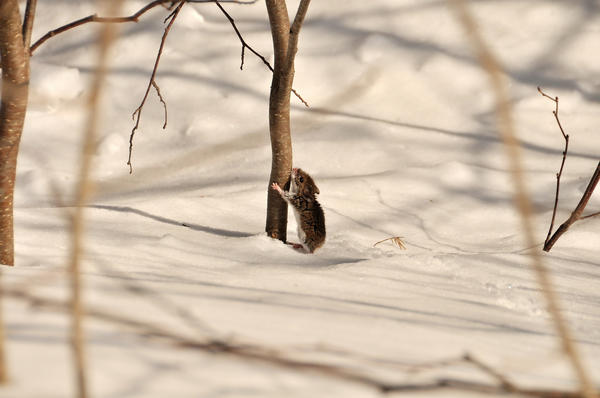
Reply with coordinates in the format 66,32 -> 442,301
3,0 -> 600,396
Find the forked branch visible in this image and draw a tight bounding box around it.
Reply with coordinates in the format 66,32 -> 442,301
544,163 -> 600,251
214,0 -> 272,71
538,87 -> 570,247
30,0 -> 167,54
127,0 -> 185,173
538,87 -> 600,252
214,0 -> 309,106
22,0 -> 38,48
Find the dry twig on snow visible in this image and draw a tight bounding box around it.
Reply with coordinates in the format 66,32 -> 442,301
373,236 -> 406,249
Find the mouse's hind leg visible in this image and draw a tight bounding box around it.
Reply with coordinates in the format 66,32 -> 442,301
286,242 -> 309,252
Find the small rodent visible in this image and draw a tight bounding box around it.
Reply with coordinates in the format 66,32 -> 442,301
271,168 -> 326,253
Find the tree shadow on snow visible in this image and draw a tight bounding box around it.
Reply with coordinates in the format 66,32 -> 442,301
89,204 -> 253,238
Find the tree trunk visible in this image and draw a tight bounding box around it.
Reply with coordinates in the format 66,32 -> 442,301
264,0 -> 311,242
264,0 -> 294,242
0,0 -> 30,266
0,269 -> 6,383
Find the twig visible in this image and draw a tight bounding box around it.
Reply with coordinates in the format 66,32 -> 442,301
152,80 -> 168,128
285,0 -> 311,75
538,87 -> 570,247
29,0 -> 257,54
538,89 -> 600,252
544,162 -> 600,251
213,0 -> 309,107
286,0 -> 311,107
213,0 -> 272,71
30,0 -> 165,54
291,88 -> 309,107
579,210 -> 600,220
128,0 -> 185,174
462,353 -> 516,391
22,0 -> 38,48
373,236 -> 406,249
447,2 -> 597,398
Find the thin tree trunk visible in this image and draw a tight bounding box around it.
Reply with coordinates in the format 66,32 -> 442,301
264,0 -> 311,242
0,270 -> 6,384
0,0 -> 30,266
265,0 -> 293,242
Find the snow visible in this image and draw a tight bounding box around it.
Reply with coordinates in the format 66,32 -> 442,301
3,0 -> 600,397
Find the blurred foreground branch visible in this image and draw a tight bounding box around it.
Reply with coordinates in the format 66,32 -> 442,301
447,2 -> 597,398
3,286 -> 598,397
67,0 -> 125,395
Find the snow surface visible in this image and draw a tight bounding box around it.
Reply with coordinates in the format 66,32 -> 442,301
3,0 -> 600,397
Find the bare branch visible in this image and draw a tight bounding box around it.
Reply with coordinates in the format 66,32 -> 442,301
22,0 -> 38,48
462,353 -> 516,391
30,0 -> 166,54
538,89 -> 600,252
579,210 -> 600,220
538,87 -> 570,247
29,0 -> 257,54
285,0 -> 311,75
544,162 -> 600,251
214,0 -> 309,107
214,0 -> 274,71
151,81 -> 168,129
128,0 -> 185,174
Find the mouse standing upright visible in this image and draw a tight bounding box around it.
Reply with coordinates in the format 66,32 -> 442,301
271,168 -> 326,253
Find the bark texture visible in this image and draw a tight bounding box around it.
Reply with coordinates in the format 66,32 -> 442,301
264,0 -> 310,242
264,0 -> 293,242
0,0 -> 30,266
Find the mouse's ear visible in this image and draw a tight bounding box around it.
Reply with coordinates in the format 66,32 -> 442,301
305,174 -> 319,195
304,183 -> 319,196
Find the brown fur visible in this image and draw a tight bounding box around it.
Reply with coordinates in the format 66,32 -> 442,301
271,168 -> 326,253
